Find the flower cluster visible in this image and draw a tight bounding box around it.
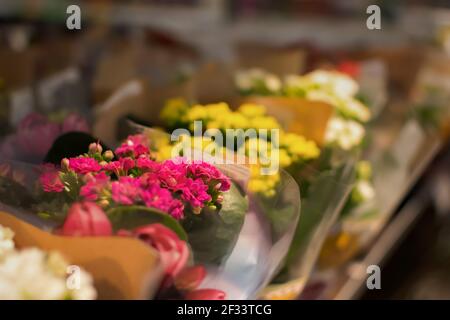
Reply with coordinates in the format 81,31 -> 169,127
0,224 -> 96,300
39,135 -> 231,220
0,112 -> 89,163
235,68 -> 282,96
159,101 -> 320,196
235,69 -> 371,150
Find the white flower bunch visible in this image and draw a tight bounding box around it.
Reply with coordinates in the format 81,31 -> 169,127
0,224 -> 96,300
235,68 -> 282,95
324,117 -> 365,151
285,70 -> 371,123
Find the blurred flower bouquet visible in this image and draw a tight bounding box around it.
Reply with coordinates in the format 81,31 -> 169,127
233,68 -> 377,297
0,129 -> 300,299
0,112 -> 89,163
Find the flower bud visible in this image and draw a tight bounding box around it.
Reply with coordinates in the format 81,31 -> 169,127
99,161 -> 108,166
61,202 -> 112,236
89,142 -> 102,155
83,172 -> 95,183
61,158 -> 70,171
192,207 -> 202,215
216,195 -> 224,204
103,150 -> 114,161
98,199 -> 109,208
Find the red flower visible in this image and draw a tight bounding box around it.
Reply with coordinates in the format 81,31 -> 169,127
115,135 -> 150,158
69,157 -> 102,174
39,164 -> 64,193
174,266 -> 206,291
185,289 -> 226,300
337,60 -> 360,78
120,224 -> 189,287
61,202 -> 112,236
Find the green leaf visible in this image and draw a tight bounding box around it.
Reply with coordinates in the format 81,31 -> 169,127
107,205 -> 188,241
181,183 -> 248,265
59,171 -> 82,201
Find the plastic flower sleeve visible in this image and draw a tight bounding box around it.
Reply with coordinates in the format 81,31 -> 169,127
261,151 -> 356,299
125,122 -> 302,299
198,166 -> 301,299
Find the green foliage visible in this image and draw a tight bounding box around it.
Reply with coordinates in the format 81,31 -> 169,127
181,183 -> 248,265
107,205 -> 188,241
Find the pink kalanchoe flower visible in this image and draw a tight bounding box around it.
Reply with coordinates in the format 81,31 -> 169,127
80,172 -> 110,201
157,159 -> 188,189
61,201 -> 112,236
111,176 -> 141,205
69,157 -> 102,174
136,157 -> 159,171
61,113 -> 90,134
188,161 -> 231,191
179,178 -> 212,209
16,113 -> 60,161
115,134 -> 150,158
39,164 -> 64,193
185,289 -> 226,300
104,157 -> 135,175
139,183 -> 185,220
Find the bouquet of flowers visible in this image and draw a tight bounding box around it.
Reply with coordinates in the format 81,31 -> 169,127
232,67 -> 378,297
0,130 -> 301,299
0,112 -> 89,163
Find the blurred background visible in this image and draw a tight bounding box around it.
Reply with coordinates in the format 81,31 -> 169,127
0,0 -> 449,299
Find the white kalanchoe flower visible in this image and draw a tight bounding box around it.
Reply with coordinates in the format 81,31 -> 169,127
325,117 -> 365,150
264,74 -> 282,92
338,98 -> 371,123
0,225 -> 15,258
70,269 -> 97,300
305,70 -> 359,98
0,247 -> 96,300
235,68 -> 281,94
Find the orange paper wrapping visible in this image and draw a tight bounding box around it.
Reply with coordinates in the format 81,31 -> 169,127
242,96 -> 333,145
0,211 -> 164,300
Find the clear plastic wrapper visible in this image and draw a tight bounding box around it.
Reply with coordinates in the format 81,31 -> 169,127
0,123 -> 301,299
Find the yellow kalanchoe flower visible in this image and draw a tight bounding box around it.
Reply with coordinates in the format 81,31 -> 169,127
247,164 -> 280,198
159,100 -> 321,197
238,103 -> 267,118
160,97 -> 189,127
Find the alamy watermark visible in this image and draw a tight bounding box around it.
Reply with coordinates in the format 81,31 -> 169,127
366,264 -> 381,290
66,5 -> 81,30
66,265 -> 81,290
366,5 -> 381,30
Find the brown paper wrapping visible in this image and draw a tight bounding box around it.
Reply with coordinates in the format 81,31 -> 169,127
242,96 -> 333,145
0,211 -> 163,300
